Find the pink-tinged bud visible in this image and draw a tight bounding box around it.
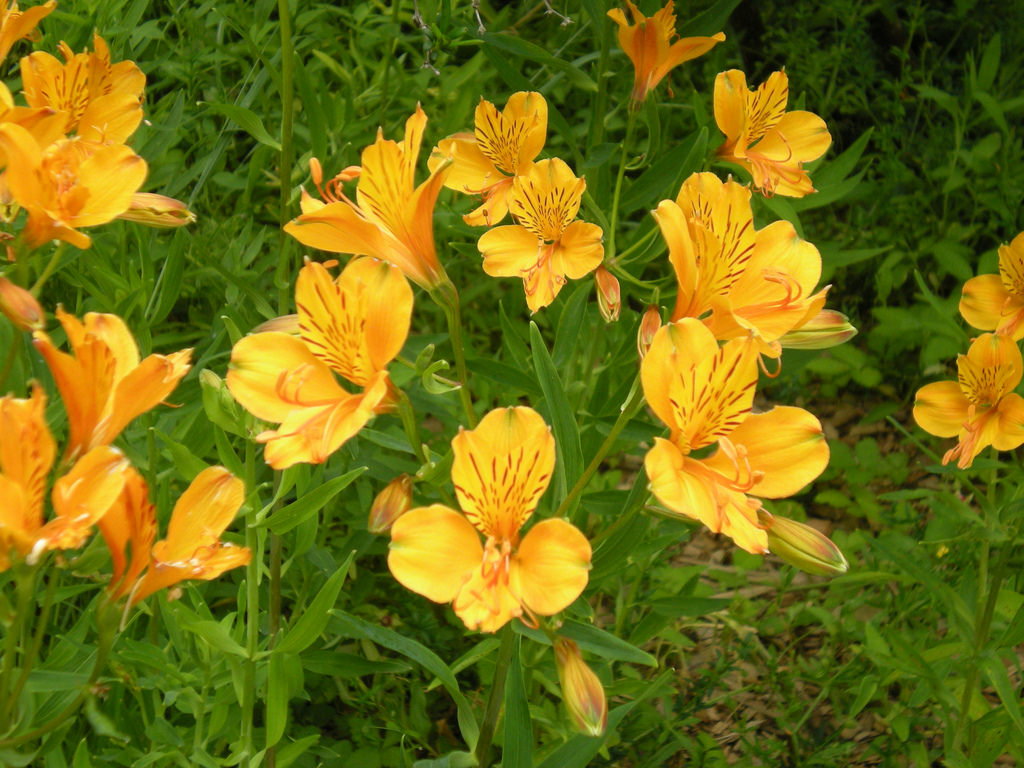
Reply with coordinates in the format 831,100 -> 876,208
759,510 -> 848,575
780,309 -> 857,350
117,193 -> 196,228
0,276 -> 43,331
594,266 -> 620,323
368,474 -> 413,534
554,638 -> 607,737
251,314 -> 300,335
637,305 -> 662,360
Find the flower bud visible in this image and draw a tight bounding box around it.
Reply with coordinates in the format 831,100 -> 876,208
368,474 -> 413,533
779,309 -> 857,350
251,314 -> 300,335
759,509 -> 848,575
637,305 -> 661,360
116,193 -> 196,228
594,266 -> 620,323
0,276 -> 43,331
554,638 -> 607,737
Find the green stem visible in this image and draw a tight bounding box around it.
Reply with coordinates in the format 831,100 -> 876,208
474,625 -> 516,767
241,440 -> 259,768
0,333 -> 19,393
554,374 -> 645,520
606,110 -> 638,263
433,279 -> 477,427
275,0 -> 296,317
30,243 -> 64,297
4,567 -> 57,723
266,526 -> 282,768
0,562 -> 36,733
397,390 -> 430,465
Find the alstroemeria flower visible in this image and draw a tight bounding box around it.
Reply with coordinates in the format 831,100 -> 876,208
429,91 -> 547,227
607,1 -> 724,104
284,106 -> 450,289
0,124 -> 147,249
33,308 -> 192,461
227,257 -> 412,469
130,466 -> 250,604
913,332 -> 1024,468
642,319 -> 829,553
21,32 -> 145,143
98,466 -> 156,599
0,385 -> 130,570
662,173 -> 829,355
715,70 -> 831,197
477,158 -> 603,312
0,0 -> 55,63
388,406 -> 592,633
960,232 -> 1024,340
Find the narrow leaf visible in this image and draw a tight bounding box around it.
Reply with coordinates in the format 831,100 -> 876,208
262,467 -> 367,534
275,550 -> 356,656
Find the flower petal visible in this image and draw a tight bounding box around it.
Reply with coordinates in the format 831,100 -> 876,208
512,518 -> 591,616
388,504 -> 483,603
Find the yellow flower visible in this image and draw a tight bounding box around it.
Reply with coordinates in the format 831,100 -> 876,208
227,257 -> 412,469
130,467 -> 250,604
20,32 -> 146,143
388,407 -> 592,633
661,172 -> 829,356
0,0 -> 55,63
33,308 -> 192,461
607,1 -> 724,103
284,106 -> 450,289
960,231 -> 1024,340
913,332 -> 1024,468
430,91 -> 547,227
0,125 -> 147,249
714,70 -> 831,197
0,385 -> 130,570
641,319 -> 829,553
477,158 -> 603,312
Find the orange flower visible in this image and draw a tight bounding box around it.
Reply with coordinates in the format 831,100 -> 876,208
0,274 -> 43,330
33,308 -> 192,461
641,319 -> 829,553
607,1 -> 724,103
714,70 -> 831,197
227,257 -> 412,469
429,91 -> 547,227
960,231 -> 1024,340
284,106 -> 450,289
97,466 -> 156,599
0,385 -> 129,570
477,158 -> 604,312
21,32 -> 146,143
130,467 -> 249,604
0,125 -> 147,249
0,0 -> 55,63
913,332 -> 1024,468
388,407 -> 592,632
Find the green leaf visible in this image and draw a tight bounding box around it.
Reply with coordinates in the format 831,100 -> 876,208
332,610 -> 480,750
515,619 -> 657,667
275,735 -> 320,768
552,283 -> 590,371
261,467 -> 367,534
266,652 -> 288,747
153,429 -> 209,482
678,0 -> 742,36
502,636 -> 532,768
620,128 -> 707,214
0,748 -> 38,768
481,33 -> 597,93
85,696 -> 129,743
530,322 -> 584,504
982,654 -> 1024,739
202,102 -> 283,151
274,551 -> 356,656
413,753 -> 477,768
175,611 -> 246,658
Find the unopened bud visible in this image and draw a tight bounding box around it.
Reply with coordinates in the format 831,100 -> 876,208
117,193 -> 196,228
368,474 -> 413,533
759,510 -> 848,575
637,305 -> 662,360
594,266 -> 620,323
0,276 -> 43,331
199,368 -> 247,438
554,638 -> 607,737
780,309 -> 857,350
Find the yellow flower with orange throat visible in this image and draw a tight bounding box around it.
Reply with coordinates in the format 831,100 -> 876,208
477,158 -> 603,313
714,70 -> 831,197
388,406 -> 592,633
227,257 -> 412,469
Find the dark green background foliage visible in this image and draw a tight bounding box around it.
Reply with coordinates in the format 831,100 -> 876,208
2,1 -> 1022,767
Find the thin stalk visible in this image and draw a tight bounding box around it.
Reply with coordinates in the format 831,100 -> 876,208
275,0 -> 296,317
397,390 -> 430,465
433,279 -> 477,427
0,562 -> 36,733
30,243 -> 64,296
241,439 -> 259,768
474,625 -> 516,767
5,567 -> 57,721
605,110 -> 638,262
554,374 -> 645,520
266,525 -> 282,768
